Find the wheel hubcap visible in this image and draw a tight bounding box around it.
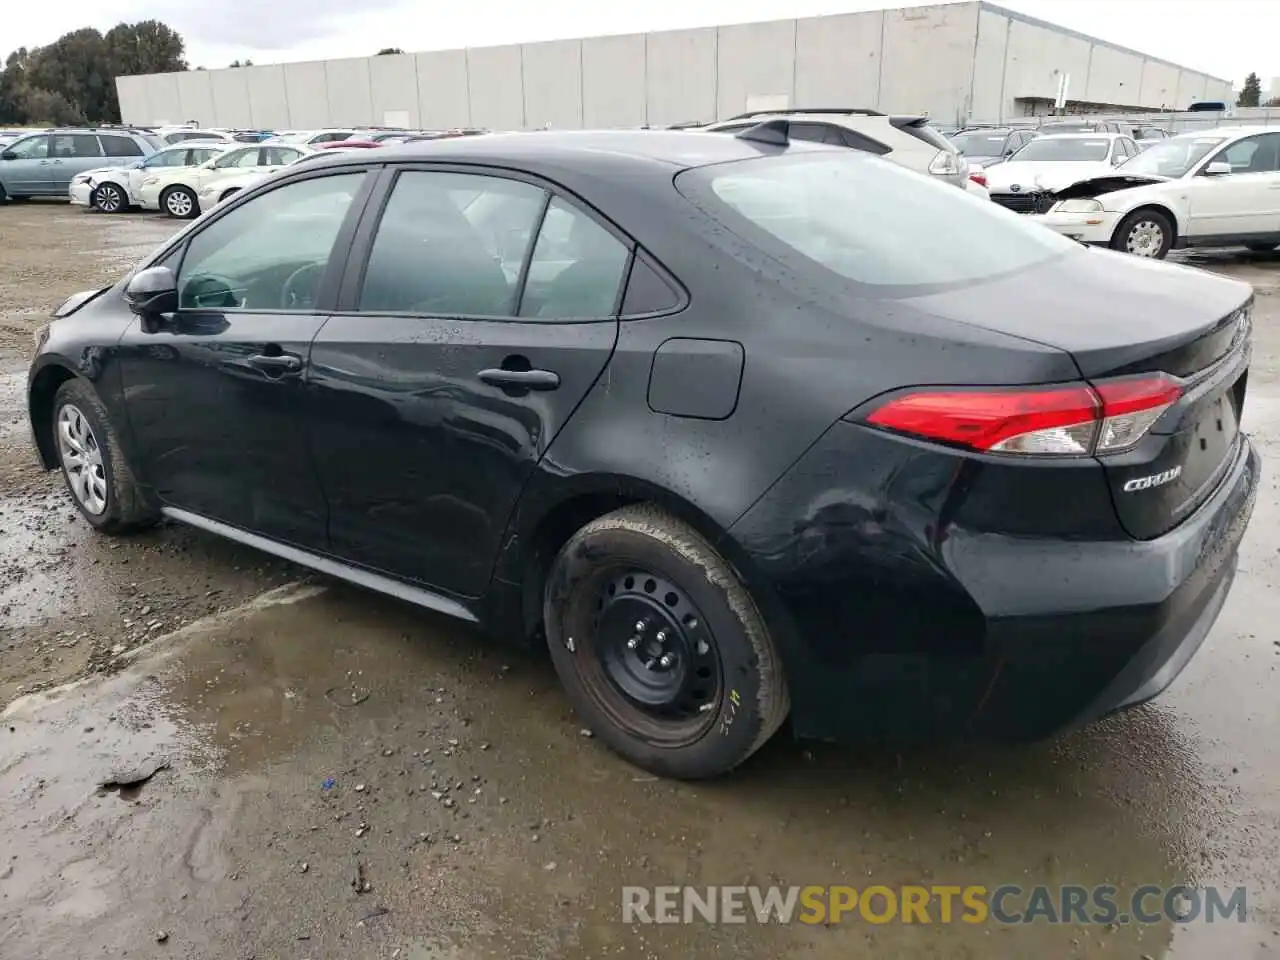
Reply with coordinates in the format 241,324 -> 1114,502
167,192 -> 192,216
56,404 -> 108,515
595,570 -> 720,720
1126,220 -> 1164,257
98,186 -> 122,212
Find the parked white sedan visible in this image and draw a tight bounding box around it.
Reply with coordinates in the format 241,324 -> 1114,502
1031,127 -> 1280,258
69,142 -> 231,213
195,146 -> 363,213
983,132 -> 1140,212
136,143 -> 312,218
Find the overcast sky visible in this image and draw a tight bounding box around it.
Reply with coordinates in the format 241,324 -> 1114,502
5,0 -> 1278,90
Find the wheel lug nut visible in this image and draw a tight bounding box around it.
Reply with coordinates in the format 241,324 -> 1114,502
634,620 -> 647,633
655,630 -> 667,643
659,653 -> 675,668
626,636 -> 640,650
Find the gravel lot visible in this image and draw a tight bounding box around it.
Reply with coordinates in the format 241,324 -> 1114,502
1,201 -> 1279,959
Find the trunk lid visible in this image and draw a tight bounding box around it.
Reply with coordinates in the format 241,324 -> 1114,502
907,247 -> 1254,539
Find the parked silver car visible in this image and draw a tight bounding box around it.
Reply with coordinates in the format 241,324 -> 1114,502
0,127 -> 163,200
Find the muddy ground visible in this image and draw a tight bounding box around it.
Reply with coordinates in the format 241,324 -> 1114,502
1,201 -> 1279,959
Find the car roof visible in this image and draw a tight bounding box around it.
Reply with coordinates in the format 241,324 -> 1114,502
333,129 -> 822,172
1032,132 -> 1124,140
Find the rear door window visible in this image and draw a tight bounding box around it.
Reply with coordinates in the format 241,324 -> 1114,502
678,152 -> 1077,292
100,135 -> 144,157
517,198 -> 630,319
52,134 -> 102,158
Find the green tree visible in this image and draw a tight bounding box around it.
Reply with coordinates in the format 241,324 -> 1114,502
377,48 -> 405,55
1238,72 -> 1261,108
229,59 -> 254,68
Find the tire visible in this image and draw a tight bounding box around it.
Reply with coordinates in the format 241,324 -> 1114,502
92,182 -> 127,214
51,379 -> 157,534
1111,208 -> 1174,259
544,504 -> 789,779
160,185 -> 198,219
1244,242 -> 1279,253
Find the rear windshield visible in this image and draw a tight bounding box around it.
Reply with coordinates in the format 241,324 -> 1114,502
676,152 -> 1076,291
1012,137 -> 1110,161
951,131 -> 1008,157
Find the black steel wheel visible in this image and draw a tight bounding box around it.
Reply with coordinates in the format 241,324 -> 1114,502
545,504 -> 789,779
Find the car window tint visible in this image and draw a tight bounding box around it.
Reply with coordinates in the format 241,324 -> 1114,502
359,171 -> 545,316
6,135 -> 50,159
213,147 -> 259,169
177,173 -> 366,311
620,253 -> 681,316
682,152 -> 1077,291
518,198 -> 629,319
100,135 -> 143,157
1217,133 -> 1280,173
788,122 -> 834,144
264,147 -> 301,165
52,134 -> 102,158
145,149 -> 186,168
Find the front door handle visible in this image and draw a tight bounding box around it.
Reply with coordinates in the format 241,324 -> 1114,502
478,368 -> 561,391
247,352 -> 303,374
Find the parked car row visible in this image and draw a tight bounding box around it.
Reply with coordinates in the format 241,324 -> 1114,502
0,125 -> 488,209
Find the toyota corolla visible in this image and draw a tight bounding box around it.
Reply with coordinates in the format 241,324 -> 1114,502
27,126 -> 1259,779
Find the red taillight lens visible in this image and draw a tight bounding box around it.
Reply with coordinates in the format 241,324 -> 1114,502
862,374 -> 1183,457
969,171 -> 988,187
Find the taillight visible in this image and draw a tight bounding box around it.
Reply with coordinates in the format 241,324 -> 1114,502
969,171 -> 987,187
861,374 -> 1183,457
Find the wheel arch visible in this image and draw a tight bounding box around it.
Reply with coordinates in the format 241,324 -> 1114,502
28,362 -> 79,469
488,472 -> 797,671
1116,202 -> 1182,244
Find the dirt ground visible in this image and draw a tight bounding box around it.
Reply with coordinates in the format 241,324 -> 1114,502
1,201 -> 1279,959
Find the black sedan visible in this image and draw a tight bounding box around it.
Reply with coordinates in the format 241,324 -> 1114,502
27,127 -> 1259,779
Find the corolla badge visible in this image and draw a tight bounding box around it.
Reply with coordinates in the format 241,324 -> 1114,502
1123,466 -> 1182,493
1010,184 -> 1022,192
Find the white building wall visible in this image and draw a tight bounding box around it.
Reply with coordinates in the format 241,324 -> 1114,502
282,61 -> 330,128
793,12 -> 883,111
467,44 -> 525,130
117,2 -> 1231,130
415,50 -> 470,128
370,54 -> 420,128
522,39 -> 583,129
581,34 -> 647,127
244,65 -> 290,129
715,19 -> 796,119
645,28 -> 717,127
879,3 -> 980,123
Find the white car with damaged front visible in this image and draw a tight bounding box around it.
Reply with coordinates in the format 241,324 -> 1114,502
984,133 -> 1139,213
1031,128 -> 1280,259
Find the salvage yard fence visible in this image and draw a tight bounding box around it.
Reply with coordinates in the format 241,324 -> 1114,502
961,107 -> 1280,134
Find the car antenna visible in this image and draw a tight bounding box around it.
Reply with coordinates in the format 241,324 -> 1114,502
735,118 -> 791,146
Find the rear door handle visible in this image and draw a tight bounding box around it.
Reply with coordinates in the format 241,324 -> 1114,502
478,368 -> 561,391
247,352 -> 303,374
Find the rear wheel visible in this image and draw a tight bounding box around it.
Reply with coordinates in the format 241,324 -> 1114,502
544,504 -> 789,779
1112,209 -> 1174,259
92,182 -> 127,214
52,379 -> 157,533
161,185 -> 198,219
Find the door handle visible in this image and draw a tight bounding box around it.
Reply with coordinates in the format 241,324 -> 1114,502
478,368 -> 561,390
247,352 -> 303,374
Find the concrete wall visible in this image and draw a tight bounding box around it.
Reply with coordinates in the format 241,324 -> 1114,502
116,1 -> 1231,131
972,3 -> 1233,122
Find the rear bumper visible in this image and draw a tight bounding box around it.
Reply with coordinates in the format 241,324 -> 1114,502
729,423 -> 1259,743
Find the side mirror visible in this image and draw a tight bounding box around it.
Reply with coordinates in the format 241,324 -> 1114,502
125,266 -> 179,318
0,151 -> 16,161
1203,161 -> 1233,177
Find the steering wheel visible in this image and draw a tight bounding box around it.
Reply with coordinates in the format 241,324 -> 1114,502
184,273 -> 244,309
280,262 -> 326,310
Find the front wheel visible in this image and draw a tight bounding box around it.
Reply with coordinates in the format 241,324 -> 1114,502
1111,209 -> 1174,259
92,182 -> 127,214
161,185 -> 199,219
52,379 -> 157,533
544,504 -> 789,779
